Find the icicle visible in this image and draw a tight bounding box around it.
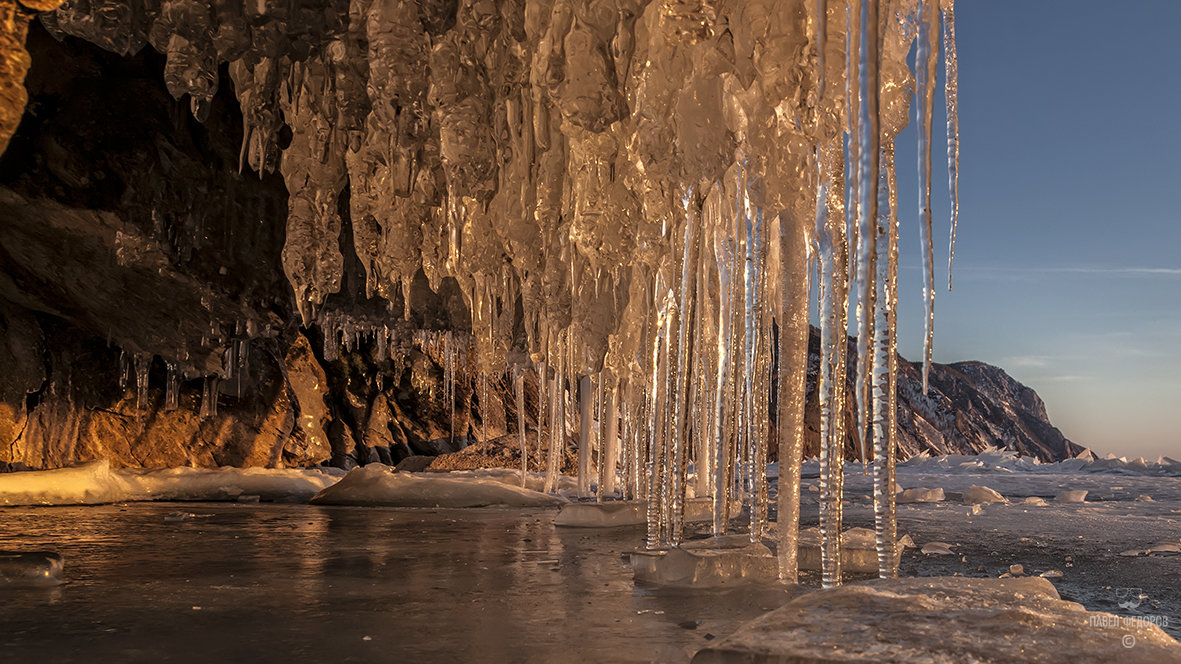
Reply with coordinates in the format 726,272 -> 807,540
711,204 -> 736,536
816,0 -> 827,99
819,138 -> 851,588
543,339 -> 563,494
872,146 -> 899,578
199,376 -> 219,419
578,374 -> 593,498
514,365 -> 527,487
481,372 -> 489,443
536,361 -> 547,476
942,0 -> 960,289
118,350 -> 131,392
646,284 -> 675,549
776,206 -> 814,581
595,374 -> 605,502
602,379 -> 619,498
917,0 -> 939,394
853,0 -> 882,464
134,353 -> 151,411
671,188 -> 700,544
164,361 -> 180,412
445,332 -> 455,448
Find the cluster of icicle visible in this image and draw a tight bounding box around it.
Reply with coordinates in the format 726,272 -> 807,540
115,318 -> 258,420
51,0 -> 960,587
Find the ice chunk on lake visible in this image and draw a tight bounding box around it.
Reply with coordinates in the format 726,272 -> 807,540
692,577 -> 1181,663
962,485 -> 1006,504
921,542 -> 955,555
309,466 -> 566,508
897,487 -> 945,503
0,551 -> 63,587
1055,490 -> 1088,503
1023,497 -> 1049,506
796,527 -> 897,574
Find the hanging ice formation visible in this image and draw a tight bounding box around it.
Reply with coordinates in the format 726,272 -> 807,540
48,0 -> 962,586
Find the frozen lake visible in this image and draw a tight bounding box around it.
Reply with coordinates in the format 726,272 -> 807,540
0,503 -> 795,662
1,464 -> 1179,662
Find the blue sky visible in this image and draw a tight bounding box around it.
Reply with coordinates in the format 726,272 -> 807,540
888,1 -> 1181,459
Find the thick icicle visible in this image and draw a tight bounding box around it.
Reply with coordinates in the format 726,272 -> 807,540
164,361 -> 180,412
671,190 -> 700,544
134,353 -> 151,411
871,146 -> 899,578
514,366 -> 527,487
917,0 -> 939,393
853,0 -> 882,463
776,207 -> 812,581
711,197 -> 736,536
199,376 -> 219,419
942,0 -> 960,289
578,374 -> 593,498
602,379 -> 619,497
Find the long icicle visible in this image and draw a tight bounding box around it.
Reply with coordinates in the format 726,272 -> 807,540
578,374 -> 593,498
515,365 -> 528,487
942,0 -> 960,290
711,195 -> 736,536
872,145 -> 898,578
917,0 -> 939,393
853,0 -> 881,464
671,189 -> 700,545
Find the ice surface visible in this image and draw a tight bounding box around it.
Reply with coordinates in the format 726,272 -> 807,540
309,465 -> 566,508
0,459 -> 341,506
1056,490 -> 1089,503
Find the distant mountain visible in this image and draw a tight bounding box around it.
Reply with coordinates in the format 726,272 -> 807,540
800,328 -> 1081,463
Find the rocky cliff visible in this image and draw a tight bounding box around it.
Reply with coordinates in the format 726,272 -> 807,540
798,331 -> 1080,463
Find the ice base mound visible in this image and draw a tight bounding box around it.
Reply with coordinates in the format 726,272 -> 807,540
555,498 -> 730,528
693,577 -> 1181,663
632,535 -> 777,589
0,551 -> 64,587
308,465 -> 567,508
0,460 -> 341,506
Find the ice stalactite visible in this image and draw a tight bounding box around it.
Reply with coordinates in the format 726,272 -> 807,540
199,376 -> 218,419
601,379 -> 619,497
710,184 -> 737,537
134,353 -> 151,411
917,0 -> 939,393
816,152 -> 849,589
942,0 -> 960,289
871,146 -> 898,579
514,365 -> 527,487
776,207 -> 813,582
164,361 -> 180,412
853,0 -> 881,466
578,374 -> 593,498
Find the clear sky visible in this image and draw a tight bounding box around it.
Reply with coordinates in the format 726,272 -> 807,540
888,1 -> 1181,460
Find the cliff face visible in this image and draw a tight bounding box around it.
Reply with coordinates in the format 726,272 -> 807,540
798,330 -> 1080,464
